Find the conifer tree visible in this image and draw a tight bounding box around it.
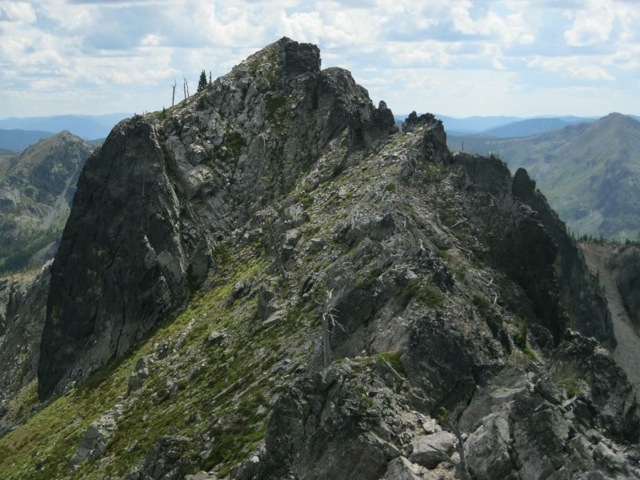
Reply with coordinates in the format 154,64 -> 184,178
197,70 -> 208,93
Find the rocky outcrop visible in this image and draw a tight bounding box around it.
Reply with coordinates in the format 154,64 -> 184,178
607,244 -> 640,328
454,154 -> 614,346
512,167 -> 615,346
581,242 -> 640,396
37,37 -> 397,400
254,335 -> 639,480
38,117 -> 209,399
0,264 -> 50,432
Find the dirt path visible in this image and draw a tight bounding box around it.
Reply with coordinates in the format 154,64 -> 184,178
581,243 -> 640,394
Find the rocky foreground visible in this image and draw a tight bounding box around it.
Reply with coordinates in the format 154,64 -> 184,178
1,38 -> 639,479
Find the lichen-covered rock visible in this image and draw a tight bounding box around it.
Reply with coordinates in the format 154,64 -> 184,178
464,412 -> 513,480
38,117 -> 204,399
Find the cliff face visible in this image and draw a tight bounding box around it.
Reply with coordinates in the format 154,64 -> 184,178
2,39 -> 637,479
0,265 -> 50,432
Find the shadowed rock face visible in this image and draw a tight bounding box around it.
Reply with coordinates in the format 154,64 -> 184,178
607,245 -> 640,328
0,265 -> 50,432
37,37 -> 397,400
452,157 -> 614,347
38,119 -> 200,398
511,168 -> 615,347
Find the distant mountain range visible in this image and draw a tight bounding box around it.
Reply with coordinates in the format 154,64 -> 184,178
0,129 -> 55,152
478,116 -> 595,138
0,131 -> 95,274
395,114 -> 602,137
0,113 -> 130,144
448,112 -> 640,242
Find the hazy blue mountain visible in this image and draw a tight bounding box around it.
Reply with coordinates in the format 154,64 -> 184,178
435,114 -> 523,135
395,114 -> 523,135
481,117 -> 595,138
0,113 -> 130,141
0,129 -> 55,152
396,113 -> 595,137
448,112 -> 640,241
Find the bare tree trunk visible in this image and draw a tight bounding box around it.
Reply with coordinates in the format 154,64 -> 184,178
171,79 -> 176,107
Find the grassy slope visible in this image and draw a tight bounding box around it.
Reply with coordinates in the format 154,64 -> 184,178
0,245 -> 286,478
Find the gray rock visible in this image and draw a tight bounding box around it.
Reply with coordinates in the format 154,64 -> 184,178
127,357 -> 149,393
70,405 -> 122,465
185,472 -> 216,480
465,412 -> 513,480
409,431 -> 457,469
592,443 -> 627,475
382,456 -> 427,480
6,37 -> 639,480
0,263 -> 50,431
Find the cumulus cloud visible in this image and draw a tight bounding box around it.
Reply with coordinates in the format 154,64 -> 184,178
563,0 -> 615,46
0,0 -> 639,117
0,1 -> 37,22
528,56 -> 614,82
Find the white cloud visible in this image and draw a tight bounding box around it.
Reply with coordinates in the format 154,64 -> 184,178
529,56 -> 614,81
385,41 -> 453,68
450,1 -> 534,45
0,0 -> 639,118
0,1 -> 36,22
563,0 -> 614,46
279,11 -> 324,44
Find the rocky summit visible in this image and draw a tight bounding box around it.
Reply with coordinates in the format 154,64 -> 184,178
1,38 -> 640,479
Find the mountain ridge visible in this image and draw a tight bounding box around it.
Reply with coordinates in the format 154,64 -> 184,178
0,130 -> 94,275
0,113 -> 131,142
1,38 -> 639,480
0,129 -> 56,152
448,112 -> 640,241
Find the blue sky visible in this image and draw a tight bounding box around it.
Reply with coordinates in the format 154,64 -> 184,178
1,0 -> 639,119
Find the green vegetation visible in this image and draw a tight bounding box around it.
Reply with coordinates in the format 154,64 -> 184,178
513,321 -> 538,362
197,70 -> 208,93
472,294 -> 491,315
377,351 -> 406,377
265,95 -> 288,120
558,376 -> 581,398
0,220 -> 63,276
204,131 -> 245,169
331,161 -> 346,179
196,93 -> 209,111
397,278 -> 444,308
0,241 -> 305,478
448,114 -> 640,242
